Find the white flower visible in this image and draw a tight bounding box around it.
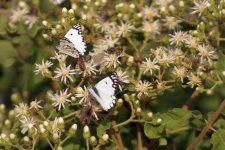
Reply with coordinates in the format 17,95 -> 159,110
187,73 -> 202,88
102,53 -> 123,69
143,20 -> 161,38
54,64 -> 76,84
51,52 -> 67,65
169,31 -> 188,45
76,60 -> 98,77
116,22 -> 134,37
49,89 -> 72,111
100,36 -> 119,50
135,80 -> 152,98
34,60 -> 53,76
172,67 -> 187,83
163,16 -> 181,30
116,69 -> 130,84
30,99 -> 43,110
191,0 -> 208,16
141,58 -> 160,74
23,15 -> 38,29
197,44 -> 216,60
20,117 -> 36,134
75,86 -> 90,104
15,103 -> 29,117
10,8 -> 28,23
184,35 -> 199,49
141,6 -> 159,20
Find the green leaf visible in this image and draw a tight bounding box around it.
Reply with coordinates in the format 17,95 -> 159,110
144,123 -> 164,139
0,15 -> 8,32
97,121 -> 111,138
210,129 -> 225,150
0,40 -> 19,67
158,108 -> 192,129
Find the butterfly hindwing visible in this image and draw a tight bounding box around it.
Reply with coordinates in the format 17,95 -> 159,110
56,39 -> 79,58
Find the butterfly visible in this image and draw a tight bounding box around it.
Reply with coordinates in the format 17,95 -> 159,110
88,73 -> 119,111
56,24 -> 86,58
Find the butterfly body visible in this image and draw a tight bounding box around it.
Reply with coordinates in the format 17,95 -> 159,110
88,74 -> 119,111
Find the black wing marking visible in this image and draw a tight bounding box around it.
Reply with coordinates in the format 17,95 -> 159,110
72,24 -> 82,35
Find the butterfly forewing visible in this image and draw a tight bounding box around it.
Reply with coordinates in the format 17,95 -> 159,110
88,75 -> 118,111
64,24 -> 86,56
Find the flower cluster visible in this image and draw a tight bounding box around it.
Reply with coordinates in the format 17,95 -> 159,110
0,0 -> 225,150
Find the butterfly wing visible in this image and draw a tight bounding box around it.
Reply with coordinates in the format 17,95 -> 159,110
88,77 -> 117,111
56,39 -> 79,58
64,24 -> 86,56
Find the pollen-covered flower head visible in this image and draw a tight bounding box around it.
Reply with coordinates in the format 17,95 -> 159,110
20,117 -> 36,134
24,15 -> 38,29
101,53 -> 123,70
116,21 -> 134,37
163,16 -> 181,30
141,6 -> 159,20
75,86 -> 90,104
54,64 -> 76,84
49,89 -> 72,111
30,99 -> 43,110
135,80 -> 152,98
141,58 -> 160,75
187,73 -> 202,88
172,67 -> 187,83
169,31 -> 188,45
191,0 -> 208,16
143,20 -> 161,38
10,8 -> 28,23
197,44 -> 216,61
34,60 -> 53,77
76,60 -> 98,77
51,52 -> 67,65
15,103 -> 29,117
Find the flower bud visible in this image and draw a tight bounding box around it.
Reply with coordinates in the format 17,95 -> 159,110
53,133 -> 60,141
129,4 -> 135,9
147,112 -> 153,119
23,136 -> 30,144
124,94 -> 130,102
136,107 -> 142,116
42,34 -> 51,40
69,124 -> 77,136
206,89 -> 213,95
89,136 -> 97,146
127,56 -> 134,66
57,146 -> 63,150
58,117 -> 65,129
9,133 -> 16,142
0,104 -> 5,114
116,98 -> 123,107
62,7 -> 68,17
113,110 -> 119,116
156,118 -> 162,124
99,134 -> 109,145
179,1 -> 184,7
4,119 -> 11,128
51,28 -> 58,35
83,125 -> 90,138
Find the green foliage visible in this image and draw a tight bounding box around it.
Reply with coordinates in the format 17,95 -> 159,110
210,129 -> 225,150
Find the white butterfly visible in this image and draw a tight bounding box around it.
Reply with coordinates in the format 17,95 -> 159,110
56,24 -> 86,57
88,74 -> 119,111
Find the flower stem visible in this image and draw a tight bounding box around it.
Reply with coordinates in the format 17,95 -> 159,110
112,122 -> 124,150
186,100 -> 225,150
127,37 -> 140,57
182,90 -> 199,110
137,123 -> 142,150
63,111 -> 78,119
59,135 -> 71,146
47,138 -> 54,150
113,97 -> 135,128
86,138 -> 90,150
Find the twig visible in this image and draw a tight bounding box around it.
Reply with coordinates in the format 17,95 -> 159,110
137,124 -> 142,150
113,126 -> 124,150
186,100 -> 225,150
182,90 -> 199,110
